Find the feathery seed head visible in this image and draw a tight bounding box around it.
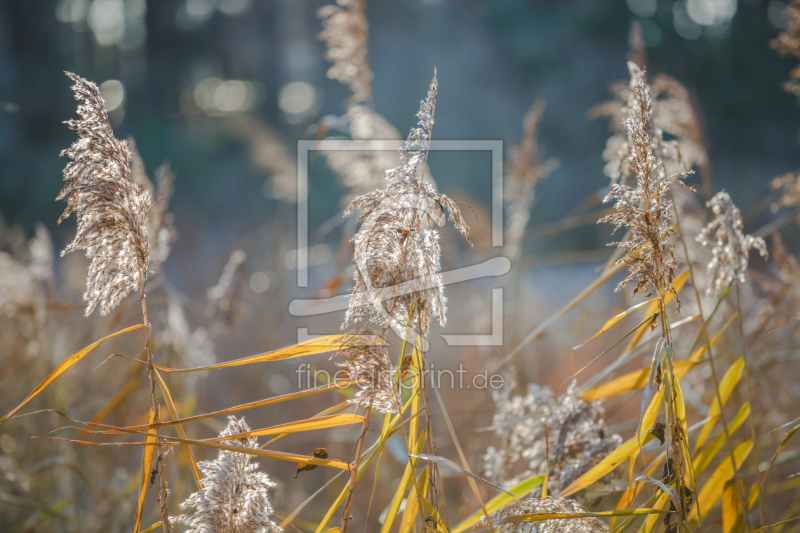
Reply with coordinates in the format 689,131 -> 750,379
57,72 -> 152,316
343,71 -> 470,338
696,191 -> 767,295
505,102 -> 557,260
483,378 -> 621,496
477,497 -> 609,533
599,68 -> 692,302
318,0 -> 372,104
174,416 -> 281,533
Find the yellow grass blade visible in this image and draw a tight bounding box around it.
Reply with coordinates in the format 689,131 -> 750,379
690,440 -> 753,522
154,370 -> 202,488
572,298 -> 657,352
582,361 -> 700,402
496,259 -> 628,369
432,384 -> 493,529
723,479 -> 742,533
626,271 -> 689,351
262,401 -> 350,449
149,333 -> 384,372
695,358 -> 745,451
380,431 -> 427,533
49,431 -> 353,470
694,402 -> 751,475
452,474 -> 544,533
140,522 -> 163,533
290,401 -> 416,533
399,467 -> 429,533
640,493 -> 669,533
206,414 -> 364,441
764,421 -> 800,485
133,408 -> 156,533
418,492 -> 449,532
561,388 -> 662,497
100,383 -> 355,435
0,324 -> 143,427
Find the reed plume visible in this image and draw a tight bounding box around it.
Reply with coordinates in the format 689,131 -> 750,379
592,62 -> 708,192
173,416 -> 282,533
57,72 -> 152,316
483,378 -> 620,497
772,0 -> 800,104
599,67 -> 691,308
696,191 -> 767,296
505,102 -> 557,260
318,0 -> 372,105
344,70 -> 470,337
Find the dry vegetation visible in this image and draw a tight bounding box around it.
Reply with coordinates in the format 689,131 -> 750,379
3,2 -> 800,533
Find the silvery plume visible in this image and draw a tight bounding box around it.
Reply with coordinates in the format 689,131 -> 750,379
233,118 -> 298,203
771,0 -> 800,104
318,0 -> 372,105
173,416 -> 281,533
599,67 -> 691,301
331,329 -> 398,413
57,72 -> 152,316
483,377 -> 620,497
343,70 -> 471,337
769,169 -> 800,209
696,191 -> 767,296
592,61 -> 707,188
505,102 -> 557,260
476,497 -> 608,533
128,137 -> 176,268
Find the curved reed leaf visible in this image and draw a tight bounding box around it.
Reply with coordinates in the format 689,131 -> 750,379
0,324 -> 143,428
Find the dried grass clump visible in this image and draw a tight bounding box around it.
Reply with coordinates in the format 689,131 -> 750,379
173,416 -> 282,533
696,191 -> 767,295
483,378 -> 621,496
477,497 -> 608,533
57,72 -> 152,316
343,71 -> 471,337
599,67 -> 692,303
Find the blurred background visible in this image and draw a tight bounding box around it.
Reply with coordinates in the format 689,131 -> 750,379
1,0 -> 800,530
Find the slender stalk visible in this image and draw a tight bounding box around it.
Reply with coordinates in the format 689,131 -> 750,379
140,286 -> 170,533
736,284 -> 766,527
341,404 -> 371,533
672,203 -> 750,530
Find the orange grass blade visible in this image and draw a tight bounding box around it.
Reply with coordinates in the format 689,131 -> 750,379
0,324 -> 143,427
132,408 -> 156,533
146,334 -> 384,373
205,414 -> 364,441
154,370 -> 202,488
